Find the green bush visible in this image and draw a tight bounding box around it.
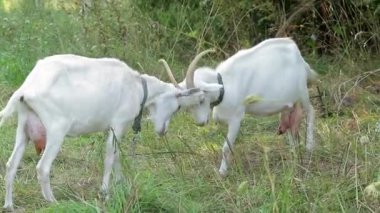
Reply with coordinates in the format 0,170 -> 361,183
0,0 -> 379,85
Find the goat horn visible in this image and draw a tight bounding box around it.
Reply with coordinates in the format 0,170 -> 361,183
185,49 -> 216,88
159,59 -> 180,88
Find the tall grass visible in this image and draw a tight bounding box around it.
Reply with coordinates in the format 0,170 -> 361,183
0,1 -> 379,212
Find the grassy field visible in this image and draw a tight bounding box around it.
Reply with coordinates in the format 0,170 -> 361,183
1,1 -> 380,212
1,55 -> 380,213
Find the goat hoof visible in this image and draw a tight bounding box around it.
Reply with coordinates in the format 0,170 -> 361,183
218,169 -> 228,177
98,190 -> 109,201
3,203 -> 14,212
46,197 -> 57,203
43,194 -> 57,203
306,146 -> 314,153
114,174 -> 125,184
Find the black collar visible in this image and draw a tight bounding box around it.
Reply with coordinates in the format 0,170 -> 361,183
132,77 -> 148,133
210,73 -> 224,108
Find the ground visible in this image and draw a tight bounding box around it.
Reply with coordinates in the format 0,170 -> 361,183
0,65 -> 379,212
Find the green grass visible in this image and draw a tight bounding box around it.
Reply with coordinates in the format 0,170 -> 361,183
1,67 -> 379,212
0,1 -> 380,212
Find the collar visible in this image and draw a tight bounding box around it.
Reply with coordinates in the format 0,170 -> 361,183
210,73 -> 224,108
132,77 -> 148,133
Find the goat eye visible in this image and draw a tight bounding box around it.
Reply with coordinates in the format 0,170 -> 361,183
200,99 -> 205,104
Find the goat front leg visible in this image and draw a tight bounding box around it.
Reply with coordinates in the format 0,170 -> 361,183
100,127 -> 124,199
36,128 -> 65,202
218,118 -> 242,177
4,118 -> 28,210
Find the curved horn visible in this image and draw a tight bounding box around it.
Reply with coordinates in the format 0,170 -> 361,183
159,59 -> 180,88
185,49 -> 216,88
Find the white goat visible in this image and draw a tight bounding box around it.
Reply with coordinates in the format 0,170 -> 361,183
0,54 -> 204,210
160,38 -> 318,176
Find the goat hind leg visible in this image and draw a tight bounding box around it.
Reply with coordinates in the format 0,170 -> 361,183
300,95 -> 315,152
305,104 -> 315,151
36,129 -> 65,202
4,118 -> 28,210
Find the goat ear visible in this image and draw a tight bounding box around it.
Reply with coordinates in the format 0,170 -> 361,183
175,88 -> 201,97
199,83 -> 223,93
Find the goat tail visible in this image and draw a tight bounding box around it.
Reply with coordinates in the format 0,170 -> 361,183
0,90 -> 22,127
305,62 -> 319,82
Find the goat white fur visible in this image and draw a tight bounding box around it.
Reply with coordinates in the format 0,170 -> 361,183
161,38 -> 318,176
0,54 -> 204,210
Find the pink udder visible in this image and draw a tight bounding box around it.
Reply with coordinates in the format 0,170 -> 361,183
25,113 -> 46,155
278,103 -> 303,136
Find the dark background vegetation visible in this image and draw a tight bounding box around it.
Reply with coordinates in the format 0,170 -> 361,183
1,0 -> 380,84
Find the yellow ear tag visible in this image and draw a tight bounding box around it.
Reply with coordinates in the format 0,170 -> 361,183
243,95 -> 262,105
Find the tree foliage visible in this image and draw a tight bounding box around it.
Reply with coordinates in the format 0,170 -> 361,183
0,0 -> 379,84
133,0 -> 380,55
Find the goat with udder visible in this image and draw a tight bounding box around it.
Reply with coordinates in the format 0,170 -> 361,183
0,54 -> 205,210
160,38 -> 318,176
